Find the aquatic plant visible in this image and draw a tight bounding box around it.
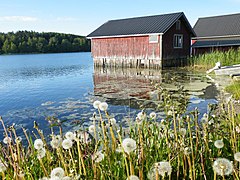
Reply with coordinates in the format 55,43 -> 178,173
0,85 -> 239,179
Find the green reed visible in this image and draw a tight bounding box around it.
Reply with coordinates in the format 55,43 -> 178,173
189,48 -> 240,68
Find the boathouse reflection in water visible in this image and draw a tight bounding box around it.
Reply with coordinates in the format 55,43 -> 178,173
93,67 -> 219,109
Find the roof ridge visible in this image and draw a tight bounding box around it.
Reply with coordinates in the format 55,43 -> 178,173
198,12 -> 240,20
108,12 -> 183,22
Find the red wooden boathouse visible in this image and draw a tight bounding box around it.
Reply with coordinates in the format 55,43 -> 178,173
87,12 -> 195,68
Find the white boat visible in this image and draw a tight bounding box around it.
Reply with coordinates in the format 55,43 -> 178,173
214,64 -> 240,75
206,62 -> 240,76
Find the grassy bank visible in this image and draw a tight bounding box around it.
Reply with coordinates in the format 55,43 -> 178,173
0,86 -> 240,179
225,80 -> 240,100
189,49 -> 240,69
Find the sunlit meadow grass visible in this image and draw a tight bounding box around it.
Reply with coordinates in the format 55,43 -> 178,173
0,85 -> 240,180
225,81 -> 240,100
189,49 -> 240,69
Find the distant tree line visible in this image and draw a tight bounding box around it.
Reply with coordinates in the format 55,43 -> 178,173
0,31 -> 90,54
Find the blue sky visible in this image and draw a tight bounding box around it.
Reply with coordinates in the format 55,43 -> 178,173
0,0 -> 240,36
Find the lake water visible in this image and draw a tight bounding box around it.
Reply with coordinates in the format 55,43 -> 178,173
0,52 -> 218,138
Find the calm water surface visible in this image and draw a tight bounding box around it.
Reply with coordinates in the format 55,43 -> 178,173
0,52 -> 218,138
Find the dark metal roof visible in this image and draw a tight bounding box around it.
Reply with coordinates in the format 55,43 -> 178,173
87,12 -> 195,38
194,13 -> 240,37
192,39 -> 240,48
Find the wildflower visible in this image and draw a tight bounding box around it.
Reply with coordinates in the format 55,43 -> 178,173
214,140 -> 224,149
50,135 -> 62,149
37,148 -> 46,159
62,139 -> 73,150
99,102 -> 108,111
122,138 -> 137,154
137,111 -> 146,121
234,152 -> 240,162
126,175 -> 139,180
50,167 -> 65,179
0,162 -> 7,172
88,124 -> 95,133
156,161 -> 172,177
65,131 -> 76,141
34,139 -> 44,150
92,151 -> 104,163
149,112 -> 157,119
93,100 -> 101,109
212,158 -> 233,176
3,137 -> 11,144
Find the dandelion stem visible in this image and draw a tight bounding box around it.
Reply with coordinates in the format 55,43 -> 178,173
39,158 -> 48,177
77,140 -> 86,176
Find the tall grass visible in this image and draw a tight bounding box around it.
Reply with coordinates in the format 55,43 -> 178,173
0,85 -> 240,179
189,49 -> 240,68
225,80 -> 240,100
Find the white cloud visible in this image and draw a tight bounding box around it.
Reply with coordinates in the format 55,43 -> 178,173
0,16 -> 38,22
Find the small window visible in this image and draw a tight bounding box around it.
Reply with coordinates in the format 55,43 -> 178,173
176,20 -> 181,30
149,35 -> 159,43
173,34 -> 183,48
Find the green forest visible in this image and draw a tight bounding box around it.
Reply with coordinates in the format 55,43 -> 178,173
0,31 -> 90,54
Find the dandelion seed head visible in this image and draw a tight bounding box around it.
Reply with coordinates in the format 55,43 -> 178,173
37,148 -> 46,159
50,177 -> 61,180
214,140 -> 224,149
99,102 -> 108,111
201,113 -> 208,124
157,161 -> 172,176
93,100 -> 101,109
50,167 -> 65,179
137,111 -> 146,121
236,126 -> 240,133
88,124 -> 95,133
149,112 -> 157,119
92,151 -> 104,163
62,139 -> 73,150
213,158 -> 233,176
122,138 -> 137,154
65,132 -> 76,141
34,139 -> 44,150
184,147 -> 191,155
167,110 -> 173,116
15,136 -> 22,144
0,162 -> 7,172
110,118 -> 117,125
3,137 -> 11,144
126,175 -> 139,180
179,128 -> 187,136
50,135 -> 62,149
147,164 -> 157,180
234,152 -> 240,162
62,177 -> 71,180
